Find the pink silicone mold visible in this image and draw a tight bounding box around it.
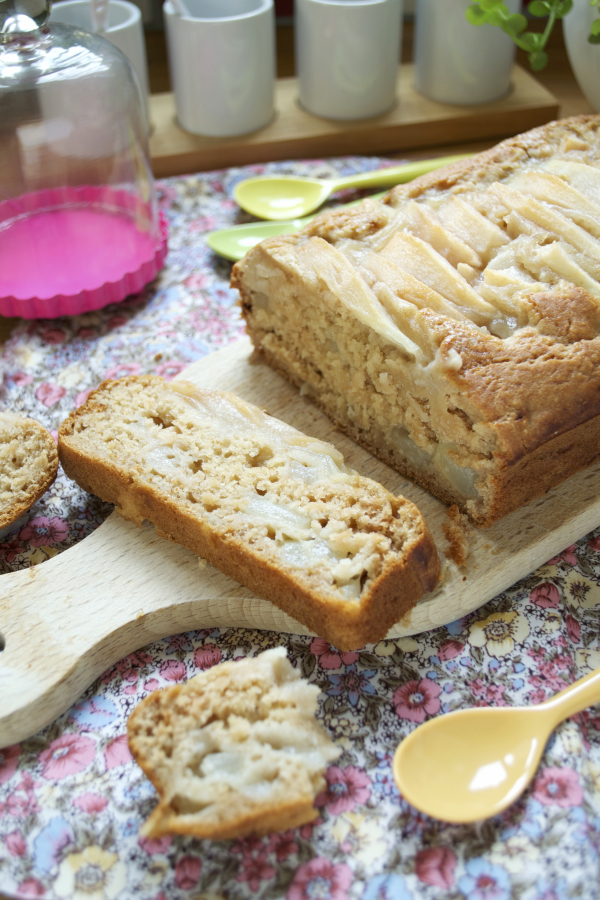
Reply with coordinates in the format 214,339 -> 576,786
0,185 -> 168,319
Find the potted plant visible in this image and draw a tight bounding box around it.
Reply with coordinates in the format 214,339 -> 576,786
466,0 -> 600,110
466,0 -> 599,67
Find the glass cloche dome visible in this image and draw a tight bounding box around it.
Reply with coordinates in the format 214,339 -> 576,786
0,0 -> 166,317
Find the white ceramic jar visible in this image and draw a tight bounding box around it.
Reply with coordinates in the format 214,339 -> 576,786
51,0 -> 150,126
163,0 -> 275,136
564,0 -> 600,112
414,0 -> 521,105
295,0 -> 404,120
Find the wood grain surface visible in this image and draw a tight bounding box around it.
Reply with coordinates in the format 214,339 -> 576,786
148,65 -> 558,177
2,336 -> 600,746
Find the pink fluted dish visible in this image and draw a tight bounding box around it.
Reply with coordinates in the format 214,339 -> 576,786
0,185 -> 168,319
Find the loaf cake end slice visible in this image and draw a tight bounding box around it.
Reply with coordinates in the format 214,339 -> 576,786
0,413 -> 58,530
127,647 -> 341,840
58,375 -> 440,650
233,115 -> 600,527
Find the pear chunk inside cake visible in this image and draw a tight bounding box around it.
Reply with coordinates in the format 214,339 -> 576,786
127,648 -> 341,840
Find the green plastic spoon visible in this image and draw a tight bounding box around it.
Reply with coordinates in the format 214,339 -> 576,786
233,154 -> 470,220
206,216 -> 315,262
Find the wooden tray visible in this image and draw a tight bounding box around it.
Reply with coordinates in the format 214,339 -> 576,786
149,64 -> 559,177
2,336 -> 600,745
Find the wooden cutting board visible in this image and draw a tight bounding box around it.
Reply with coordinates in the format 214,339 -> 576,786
2,335 -> 600,746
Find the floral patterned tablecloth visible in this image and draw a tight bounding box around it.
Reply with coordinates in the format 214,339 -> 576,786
1,157 -> 600,900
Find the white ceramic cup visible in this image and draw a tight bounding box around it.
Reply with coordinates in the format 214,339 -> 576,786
295,0 -> 403,121
50,0 -> 150,124
414,0 -> 520,106
163,0 -> 275,137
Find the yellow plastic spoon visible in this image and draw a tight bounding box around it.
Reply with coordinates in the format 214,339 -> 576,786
233,154 -> 470,220
392,665 -> 600,823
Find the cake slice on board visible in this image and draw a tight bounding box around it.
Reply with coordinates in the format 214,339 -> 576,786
58,375 -> 440,650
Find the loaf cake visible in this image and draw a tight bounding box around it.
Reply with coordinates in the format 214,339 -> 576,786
233,115 -> 600,527
58,375 -> 440,649
127,647 -> 341,839
0,413 -> 58,529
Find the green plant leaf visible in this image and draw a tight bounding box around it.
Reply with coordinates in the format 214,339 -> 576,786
529,49 -> 549,69
589,32 -> 600,42
465,4 -> 488,24
519,32 -> 542,50
487,8 -> 507,26
464,0 -> 566,71
505,12 -> 527,33
556,0 -> 573,16
591,18 -> 600,34
529,0 -> 550,15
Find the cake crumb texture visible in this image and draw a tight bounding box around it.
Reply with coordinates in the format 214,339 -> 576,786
442,504 -> 470,568
0,413 -> 58,529
127,647 -> 341,840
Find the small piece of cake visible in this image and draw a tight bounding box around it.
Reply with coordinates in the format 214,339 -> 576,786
232,115 -> 600,527
0,413 -> 58,529
58,375 -> 440,649
127,647 -> 341,840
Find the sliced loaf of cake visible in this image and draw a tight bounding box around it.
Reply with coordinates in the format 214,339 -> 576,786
58,375 -> 440,649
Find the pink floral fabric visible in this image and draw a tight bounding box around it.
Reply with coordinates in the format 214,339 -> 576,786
1,159 -> 600,900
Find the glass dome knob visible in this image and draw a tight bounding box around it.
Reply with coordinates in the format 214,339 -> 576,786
0,0 -> 51,35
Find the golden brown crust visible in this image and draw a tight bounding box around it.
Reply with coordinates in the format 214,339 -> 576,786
384,115 -> 600,206
0,414 -> 58,529
59,377 -> 440,650
449,328 -> 600,464
142,794 -> 319,841
303,197 -> 393,243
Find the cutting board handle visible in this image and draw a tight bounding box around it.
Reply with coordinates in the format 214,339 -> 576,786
0,512 -> 312,747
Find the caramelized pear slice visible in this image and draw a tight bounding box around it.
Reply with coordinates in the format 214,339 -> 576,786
290,238 -> 421,360
508,171 -> 600,238
403,201 -> 482,269
437,196 -> 509,263
544,159 -> 600,205
491,183 -> 600,263
530,243 -> 600,302
355,250 -> 468,322
379,231 -> 497,326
